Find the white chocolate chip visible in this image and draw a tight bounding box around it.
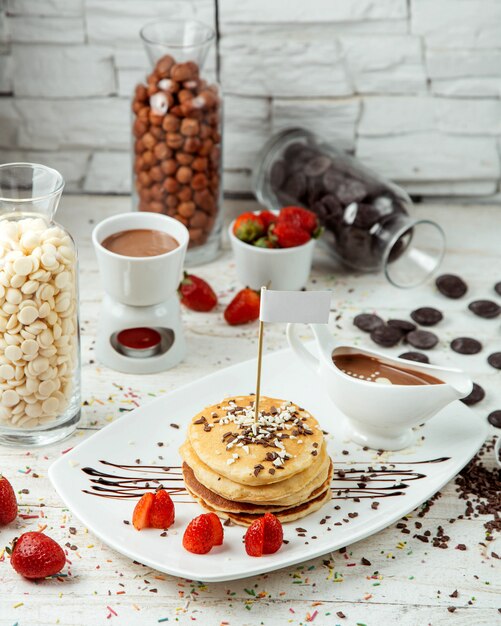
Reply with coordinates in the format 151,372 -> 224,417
13,256 -> 33,277
1,389 -> 19,407
4,344 -> 22,362
18,306 -> 38,325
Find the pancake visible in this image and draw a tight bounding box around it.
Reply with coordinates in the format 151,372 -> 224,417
183,460 -> 333,513
194,488 -> 333,527
188,396 -> 324,486
179,439 -> 330,504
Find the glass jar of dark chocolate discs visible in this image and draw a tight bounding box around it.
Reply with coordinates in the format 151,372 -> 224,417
132,20 -> 222,265
253,128 -> 445,288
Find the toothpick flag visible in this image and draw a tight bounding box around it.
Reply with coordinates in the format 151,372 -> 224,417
259,288 -> 331,324
254,288 -> 331,421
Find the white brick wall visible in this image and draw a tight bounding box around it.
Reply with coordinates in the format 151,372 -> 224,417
0,0 -> 500,198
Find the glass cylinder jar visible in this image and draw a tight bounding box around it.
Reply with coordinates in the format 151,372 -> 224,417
0,163 -> 81,446
132,19 -> 223,266
253,128 -> 445,288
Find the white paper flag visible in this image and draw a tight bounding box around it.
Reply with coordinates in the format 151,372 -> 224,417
259,289 -> 331,324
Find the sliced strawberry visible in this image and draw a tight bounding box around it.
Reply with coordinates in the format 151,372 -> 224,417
224,288 -> 260,326
178,273 -> 217,312
207,512 -> 224,546
182,514 -> 215,554
244,517 -> 265,557
262,513 -> 283,554
233,212 -> 265,243
245,513 -> 283,557
132,492 -> 154,530
10,532 -> 66,579
149,489 -> 175,529
0,475 -> 17,525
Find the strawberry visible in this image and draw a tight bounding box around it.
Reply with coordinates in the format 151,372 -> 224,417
271,221 -> 311,249
207,512 -> 223,546
183,513 -> 223,554
244,513 -> 283,557
10,532 -> 66,579
0,475 -> 17,525
178,273 -> 217,312
233,212 -> 265,243
224,288 -> 260,326
278,206 -> 319,235
132,492 -> 154,530
253,237 -> 275,249
258,210 -> 277,231
149,489 -> 175,529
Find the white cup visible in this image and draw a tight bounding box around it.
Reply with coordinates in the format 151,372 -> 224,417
92,212 -> 189,306
228,219 -> 315,291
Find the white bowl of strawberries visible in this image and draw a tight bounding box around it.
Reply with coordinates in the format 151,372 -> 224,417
229,206 -> 321,291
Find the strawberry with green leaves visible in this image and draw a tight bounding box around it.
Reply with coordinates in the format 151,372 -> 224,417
178,273 -> 218,312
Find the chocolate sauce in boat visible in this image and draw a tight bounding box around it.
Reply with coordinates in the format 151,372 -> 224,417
101,229 -> 178,257
333,352 -> 443,385
81,457 -> 450,502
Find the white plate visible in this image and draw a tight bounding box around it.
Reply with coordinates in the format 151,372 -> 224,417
49,344 -> 487,582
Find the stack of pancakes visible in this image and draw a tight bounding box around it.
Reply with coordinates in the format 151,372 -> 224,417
179,395 -> 332,526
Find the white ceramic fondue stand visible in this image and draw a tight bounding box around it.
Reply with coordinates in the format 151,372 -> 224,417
287,323 -> 473,450
92,212 -> 188,374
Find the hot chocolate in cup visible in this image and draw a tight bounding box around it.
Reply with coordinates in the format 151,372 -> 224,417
92,212 -> 189,307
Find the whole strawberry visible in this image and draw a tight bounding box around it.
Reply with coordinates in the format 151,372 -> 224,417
245,512 -> 283,557
233,212 -> 265,243
10,532 -> 66,579
271,221 -> 311,249
0,474 -> 17,525
224,288 -> 260,326
178,273 -> 217,312
278,206 -> 319,235
258,210 -> 277,231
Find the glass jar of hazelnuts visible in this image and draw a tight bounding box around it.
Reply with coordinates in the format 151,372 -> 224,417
132,19 -> 223,265
0,163 -> 81,447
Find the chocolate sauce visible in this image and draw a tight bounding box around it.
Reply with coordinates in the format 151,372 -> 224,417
101,229 -> 178,257
333,352 -> 443,385
81,457 -> 450,503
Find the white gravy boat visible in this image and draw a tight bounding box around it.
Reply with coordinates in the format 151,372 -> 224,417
287,323 -> 472,451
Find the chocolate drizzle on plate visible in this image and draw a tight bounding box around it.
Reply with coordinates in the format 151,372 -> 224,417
81,456 -> 450,502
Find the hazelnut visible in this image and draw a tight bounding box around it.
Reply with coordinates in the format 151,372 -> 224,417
171,61 -> 198,82
174,214 -> 189,227
142,151 -> 155,168
154,54 -> 175,78
191,173 -> 208,191
178,89 -> 194,104
199,139 -> 214,156
194,189 -> 215,213
180,118 -> 200,137
160,159 -> 178,176
162,114 -> 180,132
150,166 -> 164,183
142,132 -> 156,150
176,166 -> 193,184
192,157 -> 208,172
163,177 -> 179,194
190,210 -> 208,229
150,183 -> 164,201
177,186 -> 193,202
135,84 -> 148,102
149,201 -> 165,213
176,152 -> 194,166
166,133 -> 184,149
149,111 -> 164,126
178,202 -> 196,218
166,195 -> 178,209
189,228 -> 204,242
183,137 -> 201,154
137,171 -> 151,187
133,118 -> 148,138
153,143 -> 169,160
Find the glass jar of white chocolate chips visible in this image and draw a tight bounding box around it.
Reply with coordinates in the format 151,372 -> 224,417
0,163 -> 80,446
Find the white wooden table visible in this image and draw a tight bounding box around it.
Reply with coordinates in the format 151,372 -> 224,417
0,196 -> 500,626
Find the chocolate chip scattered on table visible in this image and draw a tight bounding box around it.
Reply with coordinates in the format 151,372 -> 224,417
370,325 -> 403,348
399,351 -> 430,364
487,352 -> 501,369
487,410 -> 501,428
405,329 -> 439,350
388,319 -> 416,334
410,307 -> 443,326
435,274 -> 468,299
460,383 -> 485,407
468,300 -> 500,319
353,313 -> 385,333
450,337 -> 482,355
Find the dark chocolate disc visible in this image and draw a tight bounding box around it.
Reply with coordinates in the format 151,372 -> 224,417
353,313 -> 385,333
388,319 -> 417,334
495,281 -> 501,296
398,351 -> 430,364
336,179 -> 367,205
322,168 -> 344,193
304,155 -> 332,178
450,337 -> 482,355
410,307 -> 443,326
370,325 -> 403,348
460,382 -> 485,406
406,329 -> 439,350
487,352 -> 501,369
435,274 -> 468,299
468,299 -> 500,319
487,410 -> 501,428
